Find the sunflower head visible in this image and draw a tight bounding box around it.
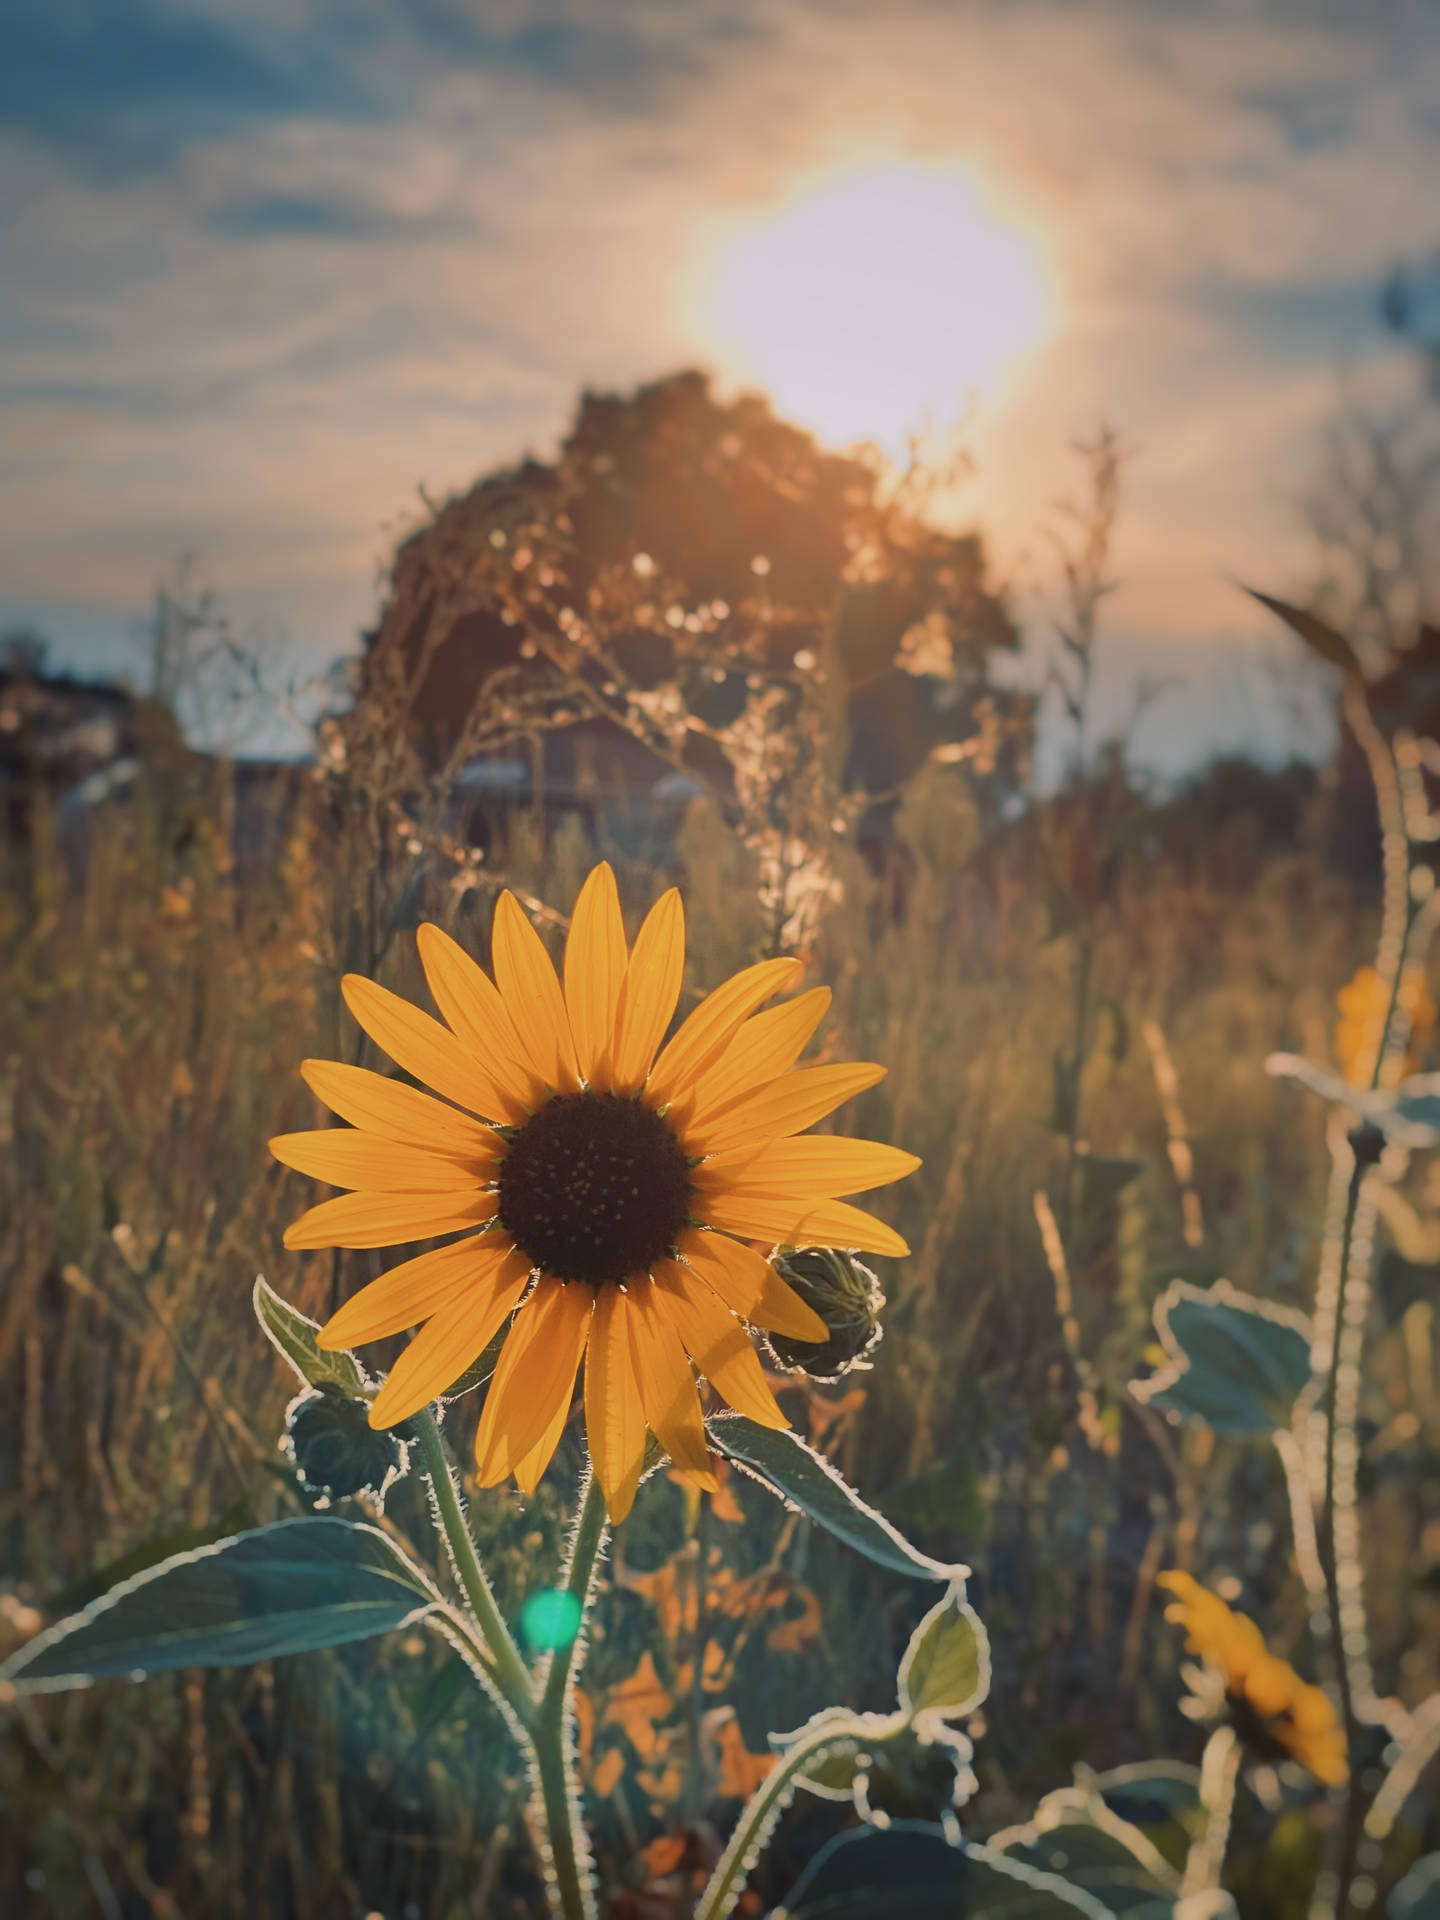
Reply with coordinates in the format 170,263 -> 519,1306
1157,1571 -> 1347,1786
1335,962 -> 1436,1087
270,863 -> 919,1521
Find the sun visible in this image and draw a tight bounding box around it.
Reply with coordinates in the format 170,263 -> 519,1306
697,160 -> 1055,457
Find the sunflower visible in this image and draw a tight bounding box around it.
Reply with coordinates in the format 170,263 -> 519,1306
1334,962 -> 1436,1088
270,864 -> 919,1521
1157,1571 -> 1347,1786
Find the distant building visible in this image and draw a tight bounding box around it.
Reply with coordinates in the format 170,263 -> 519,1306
0,650 -> 303,882
0,655 -> 155,843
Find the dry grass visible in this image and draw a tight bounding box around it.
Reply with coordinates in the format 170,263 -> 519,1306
2,717 -> 1436,1918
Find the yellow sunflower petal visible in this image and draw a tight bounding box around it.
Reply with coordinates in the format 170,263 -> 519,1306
473,1278 -> 592,1484
583,1286 -> 648,1521
646,957 -> 803,1110
283,1188 -> 497,1251
564,863 -> 630,1084
689,988 -> 831,1120
269,1129 -> 498,1192
651,1260 -> 786,1428
1299,1738 -> 1347,1787
626,1278 -> 716,1486
416,923 -> 546,1120
685,1062 -> 887,1156
1216,1614 -> 1266,1682
299,1059 -> 501,1163
1288,1684 -> 1339,1733
696,1136 -> 921,1201
1245,1653 -> 1300,1720
698,1193 -> 910,1258
749,1266 -> 829,1342
368,1252 -> 531,1427
491,892 -> 580,1093
342,974 -> 511,1121
678,1227 -> 770,1316
609,888 -> 686,1092
318,1231 -> 518,1348
512,1386 -> 579,1496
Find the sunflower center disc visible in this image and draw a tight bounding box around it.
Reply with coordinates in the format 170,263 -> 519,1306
497,1091 -> 692,1287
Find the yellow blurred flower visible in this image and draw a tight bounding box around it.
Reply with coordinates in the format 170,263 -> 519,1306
1335,963 -> 1436,1088
1157,1570 -> 1347,1785
273,864 -> 918,1520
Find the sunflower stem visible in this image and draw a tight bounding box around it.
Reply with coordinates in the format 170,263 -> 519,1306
527,1469 -> 608,1920
541,1465 -> 608,1722
412,1407 -> 535,1726
531,1708 -> 599,1920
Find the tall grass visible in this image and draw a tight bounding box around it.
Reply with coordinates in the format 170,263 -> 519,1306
2,686 -> 1435,1915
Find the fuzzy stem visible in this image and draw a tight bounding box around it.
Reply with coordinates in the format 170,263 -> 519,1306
1182,1725 -> 1241,1895
412,1408 -> 535,1728
531,1719 -> 597,1920
528,1469 -> 608,1920
1307,697 -> 1421,1920
694,1717 -> 864,1920
1318,1149 -> 1369,1920
1365,1694 -> 1440,1844
541,1466 -> 608,1722
1273,1425 -> 1329,1639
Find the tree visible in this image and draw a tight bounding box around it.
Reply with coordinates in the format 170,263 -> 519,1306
358,370 -> 1028,830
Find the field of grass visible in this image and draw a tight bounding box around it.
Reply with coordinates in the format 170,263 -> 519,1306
2,669 -> 1437,1918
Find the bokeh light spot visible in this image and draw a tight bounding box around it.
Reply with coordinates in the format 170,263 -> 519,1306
520,1586 -> 583,1653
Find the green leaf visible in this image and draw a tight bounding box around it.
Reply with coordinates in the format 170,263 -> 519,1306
254,1275 -> 369,1398
1393,1078 -> 1440,1143
1391,1854 -> 1440,1920
775,1823 -> 1119,1918
1267,1055 -> 1440,1147
796,1743 -> 866,1800
1243,587 -> 1362,677
897,1589 -> 989,1716
993,1781 -> 1181,1918
780,1706 -> 884,1802
2,1518 -> 438,1693
1091,1762 -> 1200,1877
1130,1279 -> 1313,1437
999,1827 -> 1175,1918
1094,1760 -> 1201,1833
707,1414 -> 967,1583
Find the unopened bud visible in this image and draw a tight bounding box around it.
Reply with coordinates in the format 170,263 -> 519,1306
767,1247 -> 884,1379
284,1388 -> 411,1501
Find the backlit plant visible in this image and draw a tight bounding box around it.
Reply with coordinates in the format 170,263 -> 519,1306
5,594 -> 1440,1920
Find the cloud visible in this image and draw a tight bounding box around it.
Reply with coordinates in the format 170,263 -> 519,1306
0,0 -> 368,177
0,0 -> 1436,771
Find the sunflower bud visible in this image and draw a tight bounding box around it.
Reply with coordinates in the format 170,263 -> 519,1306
854,1723 -> 975,1825
284,1387 -> 412,1501
766,1247 -> 885,1380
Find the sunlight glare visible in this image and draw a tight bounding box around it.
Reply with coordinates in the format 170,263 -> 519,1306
701,162 -> 1055,456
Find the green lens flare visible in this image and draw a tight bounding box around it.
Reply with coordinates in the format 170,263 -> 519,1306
520,1587 -> 583,1653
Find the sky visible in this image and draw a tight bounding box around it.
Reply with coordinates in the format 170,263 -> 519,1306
2,0 -> 1437,772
